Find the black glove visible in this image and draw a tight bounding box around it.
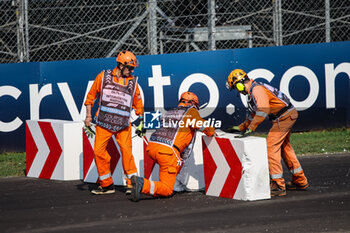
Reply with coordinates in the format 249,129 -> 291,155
227,126 -> 241,133
84,125 -> 95,138
135,120 -> 146,137
235,128 -> 253,138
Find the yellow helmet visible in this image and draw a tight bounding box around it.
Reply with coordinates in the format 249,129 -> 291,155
226,69 -> 248,92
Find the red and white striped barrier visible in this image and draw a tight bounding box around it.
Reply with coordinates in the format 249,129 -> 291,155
202,133 -> 270,201
82,126 -> 159,185
26,119 -> 201,189
26,119 -> 270,200
26,120 -> 82,180
82,127 -> 203,191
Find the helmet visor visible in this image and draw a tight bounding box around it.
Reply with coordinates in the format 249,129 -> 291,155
179,99 -> 199,110
125,65 -> 135,71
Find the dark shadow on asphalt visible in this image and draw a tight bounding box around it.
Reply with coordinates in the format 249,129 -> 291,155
75,181 -> 128,193
2,154 -> 349,233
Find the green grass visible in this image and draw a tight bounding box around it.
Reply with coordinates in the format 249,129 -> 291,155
290,128 -> 350,156
255,127 -> 350,156
0,128 -> 349,177
0,152 -> 26,178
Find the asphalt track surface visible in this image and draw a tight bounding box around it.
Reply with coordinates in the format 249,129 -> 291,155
1,153 -> 350,233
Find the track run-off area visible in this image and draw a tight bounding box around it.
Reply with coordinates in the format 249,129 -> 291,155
1,153 -> 350,233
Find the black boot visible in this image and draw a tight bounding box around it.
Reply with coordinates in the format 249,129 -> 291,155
130,175 -> 144,202
270,181 -> 286,197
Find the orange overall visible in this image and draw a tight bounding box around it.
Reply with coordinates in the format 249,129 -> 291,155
239,80 -> 308,190
84,67 -> 144,187
141,107 -> 215,197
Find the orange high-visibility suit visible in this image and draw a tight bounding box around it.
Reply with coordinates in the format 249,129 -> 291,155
238,79 -> 308,190
141,107 -> 215,197
84,67 -> 143,187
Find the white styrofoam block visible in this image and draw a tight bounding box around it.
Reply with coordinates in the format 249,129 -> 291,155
26,119 -> 83,181
203,133 -> 270,201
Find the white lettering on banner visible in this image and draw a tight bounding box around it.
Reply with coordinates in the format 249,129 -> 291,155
248,69 -> 275,83
1,62 -> 349,133
83,81 -> 94,119
241,69 -> 275,108
325,63 -> 350,109
280,66 -> 319,110
30,84 -> 52,120
57,82 -> 85,121
246,67 -> 322,111
58,81 -> 94,121
178,73 -> 219,118
148,65 -> 171,114
60,81 -> 144,122
130,84 -> 145,122
0,80 -> 140,133
0,86 -> 23,132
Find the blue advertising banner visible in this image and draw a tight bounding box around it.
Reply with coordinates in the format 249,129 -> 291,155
0,41 -> 349,152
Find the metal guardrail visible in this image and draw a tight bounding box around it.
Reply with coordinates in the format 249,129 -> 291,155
1,0 -> 349,63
